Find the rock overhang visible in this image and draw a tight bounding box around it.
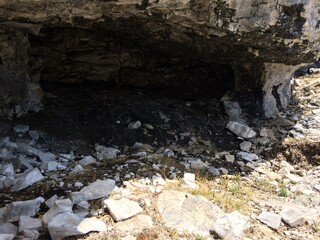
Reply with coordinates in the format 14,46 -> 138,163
0,0 -> 319,117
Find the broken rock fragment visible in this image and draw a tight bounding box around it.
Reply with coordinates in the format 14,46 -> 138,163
226,121 -> 257,139
70,179 -> 116,204
103,198 -> 143,221
211,211 -> 250,239
257,211 -> 281,230
5,197 -> 44,222
11,168 -> 44,192
48,212 -> 107,240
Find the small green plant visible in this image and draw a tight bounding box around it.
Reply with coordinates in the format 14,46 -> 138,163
228,184 -> 241,194
278,187 -> 289,197
195,235 -> 207,240
313,221 -> 320,233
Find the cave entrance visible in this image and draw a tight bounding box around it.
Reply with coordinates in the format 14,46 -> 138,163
20,25 -> 238,152
28,26 -> 235,100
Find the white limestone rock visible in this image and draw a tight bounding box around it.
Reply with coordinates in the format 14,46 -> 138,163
19,216 -> 42,231
38,152 -> 56,162
239,141 -> 252,152
70,179 -> 116,204
226,121 -> 257,139
13,124 -> 29,134
11,168 -> 44,192
79,155 -> 96,166
157,190 -> 224,236
257,211 -> 281,230
128,121 -> 141,130
95,145 -> 120,160
42,199 -> 73,225
211,211 -> 250,239
237,151 -> 259,162
48,212 -> 107,240
103,198 -> 143,221
5,197 -> 44,222
280,207 -> 305,227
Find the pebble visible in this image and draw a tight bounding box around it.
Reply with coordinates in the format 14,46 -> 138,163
226,121 -> 257,139
13,124 -> 29,134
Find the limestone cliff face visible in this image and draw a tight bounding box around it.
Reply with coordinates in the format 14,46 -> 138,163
0,0 -> 319,117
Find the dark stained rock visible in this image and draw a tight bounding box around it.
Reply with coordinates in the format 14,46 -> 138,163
0,0 -> 319,117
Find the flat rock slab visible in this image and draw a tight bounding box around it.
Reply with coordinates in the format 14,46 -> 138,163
104,198 -> 143,221
211,211 -> 250,239
70,179 -> 116,204
5,197 -> 44,222
280,207 -> 305,227
115,214 -> 153,232
48,212 -> 107,240
11,168 -> 44,192
257,211 -> 281,230
157,190 -> 224,236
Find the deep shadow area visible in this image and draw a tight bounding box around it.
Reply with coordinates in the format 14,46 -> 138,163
20,81 -> 240,153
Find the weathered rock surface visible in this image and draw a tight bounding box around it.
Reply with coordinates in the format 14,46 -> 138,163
1,0 -> 320,117
103,198 -> 143,222
5,197 -> 44,222
70,179 -> 116,204
157,190 -> 224,236
48,212 -> 107,240
211,211 -> 250,239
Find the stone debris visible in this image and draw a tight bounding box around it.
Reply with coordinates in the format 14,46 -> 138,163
239,141 -> 252,152
13,124 -> 29,134
157,190 -> 224,236
79,155 -> 96,166
226,121 -> 257,139
237,151 -> 259,162
95,145 -> 120,160
115,214 -> 153,232
128,121 -> 141,130
257,211 -> 281,230
0,221 -> 18,239
19,216 -> 42,231
70,179 -> 116,204
11,168 -> 44,192
38,152 -> 56,162
48,212 -> 107,240
104,198 -> 143,221
42,199 -> 73,225
211,211 -> 250,239
5,197 -> 44,222
280,207 -> 305,227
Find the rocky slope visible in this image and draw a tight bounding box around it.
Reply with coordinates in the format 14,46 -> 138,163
0,71 -> 320,239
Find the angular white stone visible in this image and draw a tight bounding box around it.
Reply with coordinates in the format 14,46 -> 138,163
11,168 -> 44,192
13,124 -> 29,134
42,199 -> 73,225
0,221 -> 18,238
28,130 -> 40,140
38,152 -> 56,162
19,216 -> 42,231
70,179 -> 116,204
257,211 -> 281,230
128,121 -> 141,130
225,154 -> 235,163
157,190 -> 224,236
285,173 -> 302,184
239,141 -> 252,152
280,207 -> 305,227
211,211 -> 250,239
237,151 -> 259,162
95,145 -> 120,160
226,121 -> 257,139
79,155 -> 96,166
104,198 -> 143,221
5,197 -> 44,222
1,164 -> 14,176
48,212 -> 107,240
